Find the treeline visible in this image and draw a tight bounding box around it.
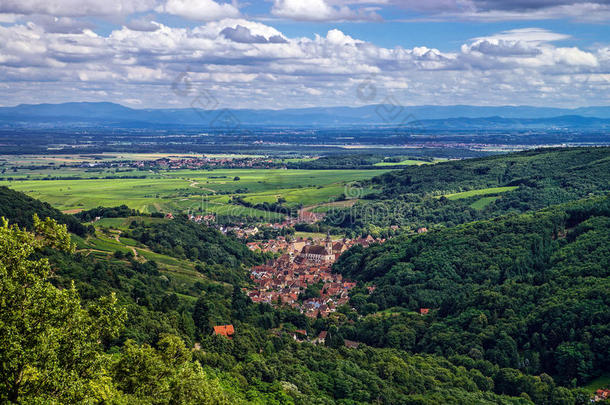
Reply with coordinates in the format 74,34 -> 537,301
324,147 -> 610,232
370,147 -> 608,197
0,186 -> 92,236
1,217 -> 590,404
0,175 -> 148,181
125,215 -> 265,268
332,196 -> 610,387
76,204 -> 144,222
285,154 -> 435,169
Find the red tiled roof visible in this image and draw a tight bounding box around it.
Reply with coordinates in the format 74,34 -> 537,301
213,324 -> 235,337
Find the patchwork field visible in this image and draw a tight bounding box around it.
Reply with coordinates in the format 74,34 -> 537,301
5,168 -> 391,218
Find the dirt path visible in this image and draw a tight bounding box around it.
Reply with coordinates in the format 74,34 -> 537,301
189,181 -> 216,193
113,231 -> 139,258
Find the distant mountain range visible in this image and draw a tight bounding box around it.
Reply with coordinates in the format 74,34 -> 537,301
1,102 -> 610,129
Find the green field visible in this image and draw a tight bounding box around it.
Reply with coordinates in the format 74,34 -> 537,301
6,168 -> 391,219
583,373 -> 610,392
470,196 -> 500,210
442,186 -> 518,200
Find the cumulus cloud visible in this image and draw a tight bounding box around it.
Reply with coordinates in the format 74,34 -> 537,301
126,15 -> 160,32
271,0 -> 381,22
156,0 -> 240,21
0,13 -> 19,23
18,15 -> 95,34
461,28 -> 599,69
0,19 -> 607,108
0,0 -> 156,17
220,25 -> 287,43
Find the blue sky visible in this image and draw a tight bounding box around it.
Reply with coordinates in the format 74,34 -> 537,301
0,0 -> 609,108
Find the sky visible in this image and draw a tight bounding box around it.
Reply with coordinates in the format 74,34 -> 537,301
0,0 -> 609,109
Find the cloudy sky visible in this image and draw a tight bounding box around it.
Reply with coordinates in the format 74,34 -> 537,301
0,0 -> 609,108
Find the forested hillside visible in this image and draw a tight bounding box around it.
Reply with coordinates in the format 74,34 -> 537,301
0,169 -> 607,403
324,147 -> 610,233
4,205 -> 584,404
0,185 -> 91,235
333,196 -> 610,388
125,216 -> 265,268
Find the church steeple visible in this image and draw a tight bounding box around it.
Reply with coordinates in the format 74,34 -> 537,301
325,231 -> 332,255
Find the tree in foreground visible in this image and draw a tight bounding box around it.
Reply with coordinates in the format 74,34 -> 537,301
0,215 -> 125,403
0,215 -> 243,404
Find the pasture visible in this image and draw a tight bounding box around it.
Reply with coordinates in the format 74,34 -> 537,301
442,186 -> 518,200
6,167 -> 391,219
470,196 -> 500,210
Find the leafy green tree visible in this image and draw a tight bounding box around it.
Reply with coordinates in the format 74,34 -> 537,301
193,295 -> 212,335
0,216 -> 125,403
325,325 -> 344,349
112,334 -> 238,404
555,342 -> 594,385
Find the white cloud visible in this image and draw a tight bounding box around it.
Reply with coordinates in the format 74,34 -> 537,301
0,0 -> 156,17
156,0 -> 240,21
126,16 -> 160,32
472,28 -> 571,44
271,0 -> 381,21
462,28 -> 598,69
0,20 -> 607,108
358,0 -> 610,22
0,13 -> 19,23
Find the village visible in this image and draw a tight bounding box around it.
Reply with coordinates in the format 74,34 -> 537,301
79,155 -> 291,170
245,232 -> 383,318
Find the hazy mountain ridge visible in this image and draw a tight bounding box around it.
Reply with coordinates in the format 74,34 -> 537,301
2,102 -> 610,129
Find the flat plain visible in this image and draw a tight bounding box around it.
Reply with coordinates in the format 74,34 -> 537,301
4,166 -> 392,217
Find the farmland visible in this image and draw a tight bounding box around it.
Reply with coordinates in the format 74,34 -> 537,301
4,166 -> 392,218
442,186 -> 518,200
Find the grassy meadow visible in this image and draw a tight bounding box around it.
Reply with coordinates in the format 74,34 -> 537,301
5,166 -> 391,218
442,186 -> 518,200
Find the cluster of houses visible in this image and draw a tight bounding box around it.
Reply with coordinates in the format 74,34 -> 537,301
594,389 -> 610,402
246,234 -> 380,255
220,225 -> 261,238
188,213 -> 216,224
78,155 -> 289,171
246,233 -> 383,318
134,156 -> 280,170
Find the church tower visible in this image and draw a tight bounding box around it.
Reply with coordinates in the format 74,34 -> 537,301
325,231 -> 332,255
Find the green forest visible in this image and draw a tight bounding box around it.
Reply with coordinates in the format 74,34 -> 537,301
0,147 -> 608,404
323,147 -> 610,235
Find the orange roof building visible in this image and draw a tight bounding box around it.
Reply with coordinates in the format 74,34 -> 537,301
213,324 -> 235,339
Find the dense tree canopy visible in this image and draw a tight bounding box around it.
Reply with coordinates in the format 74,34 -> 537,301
0,148 -> 607,404
333,196 -> 610,387
324,147 -> 610,232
